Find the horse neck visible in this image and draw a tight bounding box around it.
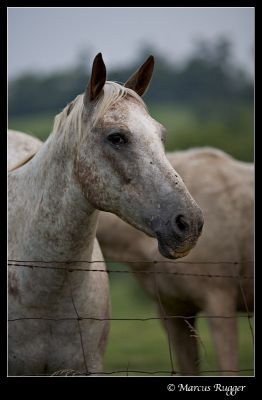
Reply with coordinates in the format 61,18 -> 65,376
10,129 -> 98,263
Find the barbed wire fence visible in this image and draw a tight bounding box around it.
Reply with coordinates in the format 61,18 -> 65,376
8,259 -> 254,376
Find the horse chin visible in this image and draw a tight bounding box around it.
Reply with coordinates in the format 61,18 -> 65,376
157,240 -> 191,260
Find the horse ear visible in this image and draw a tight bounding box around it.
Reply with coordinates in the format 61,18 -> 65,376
85,53 -> 107,103
124,55 -> 154,97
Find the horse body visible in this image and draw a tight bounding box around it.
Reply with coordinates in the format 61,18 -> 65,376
8,54 -> 203,375
8,129 -> 42,171
97,147 -> 254,375
8,134 -> 109,374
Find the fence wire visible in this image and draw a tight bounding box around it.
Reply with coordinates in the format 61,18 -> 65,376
8,260 -> 254,279
17,368 -> 254,377
8,259 -> 254,376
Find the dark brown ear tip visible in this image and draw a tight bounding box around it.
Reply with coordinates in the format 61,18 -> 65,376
94,52 -> 103,62
92,53 -> 106,74
147,55 -> 154,64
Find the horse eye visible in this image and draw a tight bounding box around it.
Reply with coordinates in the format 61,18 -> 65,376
107,133 -> 128,148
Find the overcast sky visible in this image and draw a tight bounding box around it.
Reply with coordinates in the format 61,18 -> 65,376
8,7 -> 254,78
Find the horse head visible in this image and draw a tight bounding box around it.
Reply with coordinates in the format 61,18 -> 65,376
75,53 -> 204,259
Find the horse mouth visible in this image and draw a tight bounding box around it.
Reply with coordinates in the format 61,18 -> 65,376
157,240 -> 191,259
155,230 -> 193,259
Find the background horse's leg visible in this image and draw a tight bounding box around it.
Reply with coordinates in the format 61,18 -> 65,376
206,290 -> 238,376
158,306 -> 200,376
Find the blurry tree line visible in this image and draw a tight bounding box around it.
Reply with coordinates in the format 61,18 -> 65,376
9,37 -> 253,118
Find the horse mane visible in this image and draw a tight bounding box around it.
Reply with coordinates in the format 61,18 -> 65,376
51,82 -> 146,140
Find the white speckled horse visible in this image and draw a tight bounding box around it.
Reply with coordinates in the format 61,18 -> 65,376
8,53 -> 203,376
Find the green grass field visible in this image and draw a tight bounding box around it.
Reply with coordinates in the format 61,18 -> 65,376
103,272 -> 254,376
8,113 -> 54,142
148,104 -> 254,162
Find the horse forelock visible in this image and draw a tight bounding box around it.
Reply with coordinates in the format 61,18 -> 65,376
51,82 -> 146,141
90,81 -> 146,127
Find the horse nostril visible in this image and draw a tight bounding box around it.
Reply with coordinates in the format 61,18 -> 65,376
197,216 -> 204,234
175,214 -> 189,232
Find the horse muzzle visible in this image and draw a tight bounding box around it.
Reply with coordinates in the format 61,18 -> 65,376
151,209 -> 204,259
